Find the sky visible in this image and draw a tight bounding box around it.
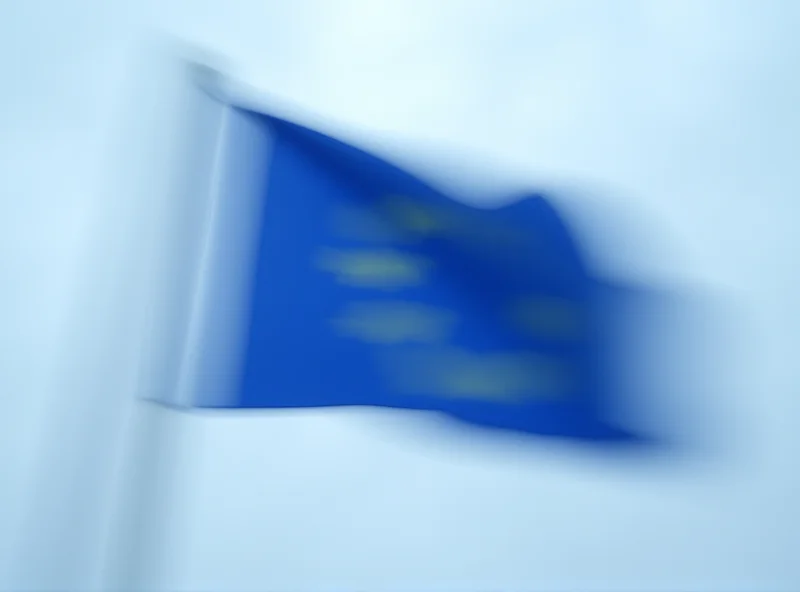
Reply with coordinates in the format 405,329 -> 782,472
1,0 -> 799,591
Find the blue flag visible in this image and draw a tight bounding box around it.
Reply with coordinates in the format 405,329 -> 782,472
193,105 -> 637,442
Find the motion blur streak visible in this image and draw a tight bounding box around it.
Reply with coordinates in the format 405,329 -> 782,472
2,2 -> 799,591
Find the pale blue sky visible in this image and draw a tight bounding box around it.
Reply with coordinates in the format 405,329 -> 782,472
1,1 -> 799,591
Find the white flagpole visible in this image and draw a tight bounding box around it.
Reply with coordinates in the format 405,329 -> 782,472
100,56 -> 229,592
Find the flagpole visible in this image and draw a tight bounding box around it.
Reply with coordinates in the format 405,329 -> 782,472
100,55 -> 228,592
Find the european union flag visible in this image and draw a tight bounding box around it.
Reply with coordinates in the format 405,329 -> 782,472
193,104 -> 637,442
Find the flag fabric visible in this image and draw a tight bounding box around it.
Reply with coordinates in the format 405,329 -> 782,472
191,104 -> 637,442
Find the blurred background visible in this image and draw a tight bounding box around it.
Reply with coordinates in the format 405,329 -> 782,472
1,0 -> 799,591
